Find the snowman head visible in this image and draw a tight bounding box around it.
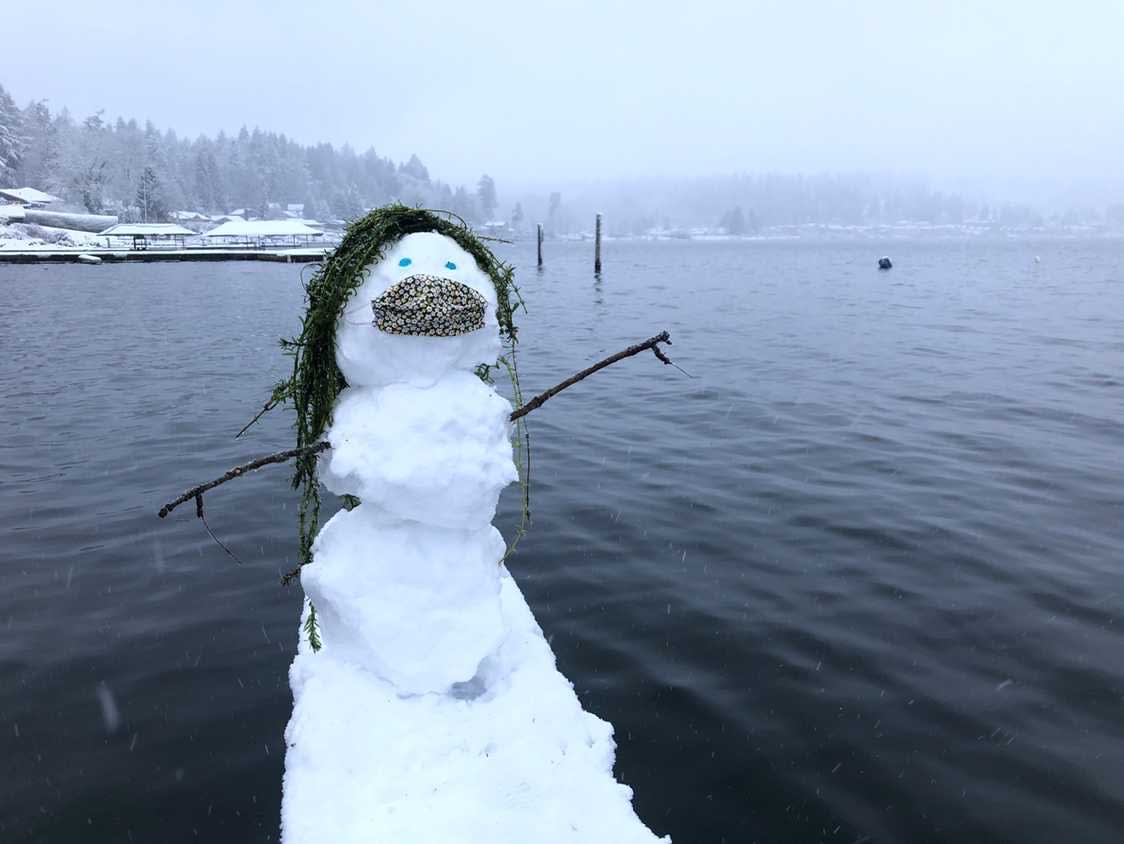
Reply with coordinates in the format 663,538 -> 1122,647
335,231 -> 503,387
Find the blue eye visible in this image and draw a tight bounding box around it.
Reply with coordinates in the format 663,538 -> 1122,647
399,257 -> 412,267
445,261 -> 457,270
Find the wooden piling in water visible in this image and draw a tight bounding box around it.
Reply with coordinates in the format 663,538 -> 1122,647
594,213 -> 602,274
537,223 -> 544,268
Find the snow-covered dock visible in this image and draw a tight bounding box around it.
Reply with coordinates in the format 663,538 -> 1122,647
0,246 -> 330,264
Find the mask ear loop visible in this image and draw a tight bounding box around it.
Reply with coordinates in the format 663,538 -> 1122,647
341,304 -> 379,326
338,267 -> 381,323
340,283 -> 383,324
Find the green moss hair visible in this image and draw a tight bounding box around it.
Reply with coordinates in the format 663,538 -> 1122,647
246,205 -> 525,572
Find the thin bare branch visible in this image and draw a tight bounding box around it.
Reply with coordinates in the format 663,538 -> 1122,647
509,331 -> 674,421
158,442 -> 330,518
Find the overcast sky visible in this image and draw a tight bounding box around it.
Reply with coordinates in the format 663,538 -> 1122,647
5,0 -> 1122,204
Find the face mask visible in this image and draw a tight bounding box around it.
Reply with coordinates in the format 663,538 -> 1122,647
372,274 -> 487,337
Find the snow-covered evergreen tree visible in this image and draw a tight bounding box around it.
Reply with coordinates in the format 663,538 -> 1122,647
399,153 -> 429,183
11,100 -> 56,189
451,185 -> 479,223
62,112 -> 112,212
0,84 -> 26,182
476,174 -> 497,220
193,143 -> 224,212
135,166 -> 168,222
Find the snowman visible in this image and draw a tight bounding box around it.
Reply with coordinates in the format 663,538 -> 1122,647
276,207 -> 667,843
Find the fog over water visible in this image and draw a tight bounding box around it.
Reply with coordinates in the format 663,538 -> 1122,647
4,0 -> 1123,208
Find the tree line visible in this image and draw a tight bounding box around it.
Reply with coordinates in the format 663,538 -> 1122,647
4,84 -> 1117,234
0,83 -> 500,224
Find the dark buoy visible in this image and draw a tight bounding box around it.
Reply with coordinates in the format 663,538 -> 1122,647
878,256 -> 892,270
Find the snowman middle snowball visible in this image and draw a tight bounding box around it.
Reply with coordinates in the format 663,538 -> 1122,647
301,231 -> 518,694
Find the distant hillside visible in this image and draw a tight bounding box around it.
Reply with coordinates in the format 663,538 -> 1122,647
0,83 -> 498,224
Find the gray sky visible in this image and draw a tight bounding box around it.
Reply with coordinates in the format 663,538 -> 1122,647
5,0 -> 1123,203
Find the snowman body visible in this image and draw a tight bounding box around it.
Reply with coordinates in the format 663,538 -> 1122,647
302,232 -> 516,694
282,232 -> 666,843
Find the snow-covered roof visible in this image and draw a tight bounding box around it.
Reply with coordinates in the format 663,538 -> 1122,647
204,219 -> 324,238
99,223 -> 196,236
170,210 -> 210,221
0,187 -> 64,205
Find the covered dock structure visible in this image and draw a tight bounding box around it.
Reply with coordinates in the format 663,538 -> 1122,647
99,223 -> 195,249
203,219 -> 324,247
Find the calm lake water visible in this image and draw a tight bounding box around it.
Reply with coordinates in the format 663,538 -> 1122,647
1,239 -> 1122,843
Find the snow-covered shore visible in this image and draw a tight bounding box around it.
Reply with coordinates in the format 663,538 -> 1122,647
0,221 -> 102,250
0,224 -> 330,263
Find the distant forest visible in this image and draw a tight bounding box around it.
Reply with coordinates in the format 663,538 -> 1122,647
560,172 -> 1122,237
0,83 -> 500,224
2,83 -> 1120,234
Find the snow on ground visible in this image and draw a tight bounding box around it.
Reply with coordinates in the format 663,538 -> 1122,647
0,222 -> 102,249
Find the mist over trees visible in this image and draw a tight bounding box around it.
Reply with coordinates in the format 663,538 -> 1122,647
521,172 -> 1118,238
0,83 -> 493,223
2,83 -> 1117,234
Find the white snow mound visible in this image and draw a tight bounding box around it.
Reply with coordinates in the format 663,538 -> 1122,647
301,510 -> 507,693
323,374 -> 517,529
284,575 -> 667,843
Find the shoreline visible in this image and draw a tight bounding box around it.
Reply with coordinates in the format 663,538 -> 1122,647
0,247 -> 330,264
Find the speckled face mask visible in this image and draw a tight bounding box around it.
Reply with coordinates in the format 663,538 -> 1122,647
372,274 -> 487,337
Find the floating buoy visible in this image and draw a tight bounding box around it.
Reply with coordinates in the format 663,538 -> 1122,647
77,253 -> 102,265
878,256 -> 892,270
1034,256 -> 1041,263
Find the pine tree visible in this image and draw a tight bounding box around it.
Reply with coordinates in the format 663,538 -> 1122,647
65,112 -> 111,212
476,174 -> 497,220
546,192 -> 562,235
193,146 -> 223,212
12,100 -> 56,189
136,166 -> 167,221
720,206 -> 746,235
0,84 -> 26,181
451,186 -> 479,223
330,185 -> 363,221
399,154 -> 429,183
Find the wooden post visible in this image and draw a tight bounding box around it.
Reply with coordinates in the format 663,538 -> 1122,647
594,213 -> 602,274
536,223 -> 544,268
